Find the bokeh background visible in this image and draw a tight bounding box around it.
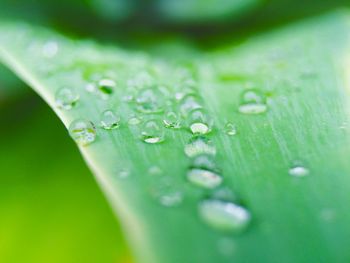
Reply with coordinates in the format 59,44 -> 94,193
1,0 -> 350,262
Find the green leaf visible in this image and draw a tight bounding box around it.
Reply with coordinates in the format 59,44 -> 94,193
1,11 -> 350,263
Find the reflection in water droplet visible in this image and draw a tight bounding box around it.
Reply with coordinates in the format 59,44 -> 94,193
188,109 -> 213,135
199,199 -> 251,232
238,89 -> 267,114
163,111 -> 181,129
55,88 -> 79,110
187,168 -> 222,189
141,119 -> 165,144
68,119 -> 96,146
225,122 -> 237,136
184,136 -> 216,158
100,110 -> 120,130
289,165 -> 309,177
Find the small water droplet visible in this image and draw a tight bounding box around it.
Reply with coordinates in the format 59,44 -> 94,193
100,110 -> 120,130
224,122 -> 237,136
238,89 -> 267,114
199,199 -> 251,232
188,109 -> 213,134
85,83 -> 96,93
289,165 -> 309,177
180,95 -> 202,116
55,88 -> 79,110
68,119 -> 96,146
117,169 -> 130,179
141,119 -> 165,144
187,168 -> 223,189
42,41 -> 58,58
98,78 -> 115,99
135,88 -> 164,113
128,116 -> 142,125
184,136 -> 216,158
163,111 -> 181,129
148,169 -> 183,207
191,154 -> 217,172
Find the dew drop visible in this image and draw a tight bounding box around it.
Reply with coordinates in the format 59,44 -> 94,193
187,168 -> 222,189
68,119 -> 96,146
163,111 -> 181,129
191,154 -> 217,172
55,88 -> 79,110
128,116 -> 142,125
135,88 -> 164,114
42,41 -> 58,58
97,78 -> 115,99
217,237 -> 236,257
238,89 -> 267,114
289,165 -> 309,177
100,110 -> 120,130
141,119 -> 165,144
199,199 -> 251,232
224,122 -> 237,136
179,95 -> 202,116
188,109 -> 213,135
184,136 -> 216,158
117,169 -> 130,179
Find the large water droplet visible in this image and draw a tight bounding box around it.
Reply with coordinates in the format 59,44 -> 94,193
163,111 -> 181,129
100,110 -> 120,130
55,88 -> 79,110
289,165 -> 309,177
135,88 -> 164,114
199,200 -> 251,232
184,136 -> 216,158
141,119 -> 165,144
187,168 -> 222,189
68,119 -> 96,146
224,122 -> 237,136
188,109 -> 213,134
238,89 -> 267,114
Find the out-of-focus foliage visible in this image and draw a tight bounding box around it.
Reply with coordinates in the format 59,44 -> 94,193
0,92 -> 131,263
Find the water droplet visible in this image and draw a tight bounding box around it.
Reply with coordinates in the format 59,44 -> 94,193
224,122 -> 237,136
85,83 -> 96,93
117,169 -> 130,179
141,119 -> 165,144
188,109 -> 213,135
289,165 -> 309,177
199,199 -> 251,232
191,154 -> 217,172
68,119 -> 96,146
135,88 -> 164,113
55,88 -> 79,110
238,89 -> 267,114
184,136 -> 216,158
42,41 -> 58,58
97,78 -> 115,99
100,110 -> 120,130
187,168 -> 222,189
180,95 -> 202,116
128,116 -> 142,125
148,168 -> 183,207
163,111 -> 181,129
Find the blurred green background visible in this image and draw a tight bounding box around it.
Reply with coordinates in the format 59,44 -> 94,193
0,68 -> 131,262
